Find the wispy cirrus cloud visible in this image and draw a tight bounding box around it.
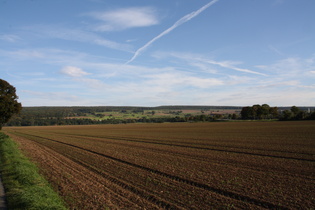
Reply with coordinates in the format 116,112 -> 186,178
126,0 -> 220,64
0,34 -> 21,42
21,90 -> 86,106
153,51 -> 267,76
4,43 -> 313,106
0,48 -> 95,68
268,44 -> 284,56
144,72 -> 224,89
25,25 -> 132,52
6,49 -> 45,59
202,59 -> 267,76
256,56 -> 315,76
88,7 -> 159,31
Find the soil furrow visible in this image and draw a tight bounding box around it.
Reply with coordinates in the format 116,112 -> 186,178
48,132 -> 315,162
38,131 -> 315,183
16,131 -> 289,209
10,132 -> 185,209
7,135 -> 145,209
67,156 -> 185,209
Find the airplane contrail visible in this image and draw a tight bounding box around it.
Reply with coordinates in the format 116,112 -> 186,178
204,59 -> 268,76
126,0 -> 220,64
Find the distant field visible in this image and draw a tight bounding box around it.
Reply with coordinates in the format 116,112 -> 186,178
4,121 -> 315,209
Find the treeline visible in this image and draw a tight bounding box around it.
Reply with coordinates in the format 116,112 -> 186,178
157,105 -> 242,110
7,105 -> 240,117
6,114 -> 225,126
5,105 -> 314,127
240,104 -> 315,120
4,106 -> 232,127
279,106 -> 315,121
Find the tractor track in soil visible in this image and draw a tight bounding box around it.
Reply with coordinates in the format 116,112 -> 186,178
48,131 -> 315,162
13,131 -> 289,209
6,133 -> 167,209
41,132 -> 315,182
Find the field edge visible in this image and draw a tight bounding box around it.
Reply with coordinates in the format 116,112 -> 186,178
0,132 -> 68,210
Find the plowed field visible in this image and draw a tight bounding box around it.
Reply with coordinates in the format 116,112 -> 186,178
4,121 -> 315,209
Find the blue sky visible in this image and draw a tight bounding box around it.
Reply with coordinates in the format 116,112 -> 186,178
1,0 -> 314,106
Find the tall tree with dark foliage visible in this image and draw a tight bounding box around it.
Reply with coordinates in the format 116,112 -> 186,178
0,79 -> 22,129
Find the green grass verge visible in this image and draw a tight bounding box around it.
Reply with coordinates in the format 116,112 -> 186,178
0,132 -> 67,209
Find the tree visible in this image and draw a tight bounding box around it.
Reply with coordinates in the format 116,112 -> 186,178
261,104 -> 270,119
252,104 -> 263,119
269,107 -> 279,119
241,104 -> 277,120
296,111 -> 306,120
309,112 -> 315,120
291,106 -> 300,116
0,79 -> 22,129
241,106 -> 253,119
281,110 -> 293,121
231,113 -> 238,120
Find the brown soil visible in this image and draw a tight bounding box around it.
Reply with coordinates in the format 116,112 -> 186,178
7,133 -> 158,209
4,121 -> 315,209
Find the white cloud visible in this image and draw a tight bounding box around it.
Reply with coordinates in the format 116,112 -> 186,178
59,65 -> 108,89
89,7 -> 159,31
5,43 -> 314,106
60,66 -> 90,77
226,75 -> 253,85
144,72 -> 224,89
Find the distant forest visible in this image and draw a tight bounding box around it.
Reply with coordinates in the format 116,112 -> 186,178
5,105 -> 315,127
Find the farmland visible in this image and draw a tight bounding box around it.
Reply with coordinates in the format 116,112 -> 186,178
3,121 -> 315,209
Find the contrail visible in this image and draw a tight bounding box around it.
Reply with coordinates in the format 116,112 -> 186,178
126,0 -> 220,64
204,60 -> 268,76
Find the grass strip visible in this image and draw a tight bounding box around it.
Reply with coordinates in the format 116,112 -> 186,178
0,132 -> 67,209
